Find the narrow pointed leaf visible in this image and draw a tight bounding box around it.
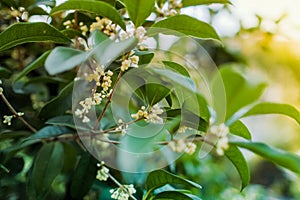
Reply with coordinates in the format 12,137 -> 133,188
123,0 -> 156,27
228,120 -> 251,140
232,141 -> 300,175
225,145 -> 250,190
182,0 -> 231,7
51,0 -> 126,30
150,15 -> 221,42
0,22 -> 70,51
243,102 -> 300,125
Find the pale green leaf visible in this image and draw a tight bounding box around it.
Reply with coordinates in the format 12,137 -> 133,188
0,22 -> 70,51
150,15 -> 221,42
182,0 -> 231,7
46,115 -> 76,129
242,102 -> 300,125
45,47 -> 86,75
26,126 -> 73,140
229,120 -> 251,140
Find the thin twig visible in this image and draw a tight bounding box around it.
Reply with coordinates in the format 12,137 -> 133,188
108,173 -> 138,200
1,93 -> 37,132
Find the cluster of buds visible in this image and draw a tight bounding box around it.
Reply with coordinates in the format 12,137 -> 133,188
0,80 -> 3,95
131,104 -> 164,124
110,184 -> 136,200
90,17 -> 116,37
9,7 -> 28,22
156,0 -> 182,17
63,19 -> 89,36
115,119 -> 128,135
3,112 -> 24,126
209,123 -> 229,156
75,65 -> 113,123
96,162 -> 110,181
119,25 -> 147,50
120,52 -> 139,72
168,139 -> 197,155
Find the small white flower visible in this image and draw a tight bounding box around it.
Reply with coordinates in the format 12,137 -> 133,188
3,115 -> 13,126
208,123 -> 229,156
17,112 -> 24,117
82,116 -> 90,123
110,184 -> 136,200
96,165 -> 110,181
185,142 -> 197,155
0,87 -> 3,95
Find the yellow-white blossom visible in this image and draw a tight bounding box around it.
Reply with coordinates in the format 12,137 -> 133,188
96,163 -> 110,181
168,139 -> 196,155
3,115 -> 13,126
209,123 -> 229,156
110,184 -> 136,200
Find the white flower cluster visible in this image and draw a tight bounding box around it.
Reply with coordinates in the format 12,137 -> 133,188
9,7 -> 28,22
168,139 -> 197,155
120,25 -> 147,50
96,162 -> 110,181
75,65 -> 113,123
63,19 -> 89,36
115,119 -> 128,135
90,17 -> 116,37
156,0 -> 182,17
110,184 -> 136,200
0,80 -> 3,94
210,123 -> 229,156
131,104 -> 164,124
121,53 -> 139,72
3,112 -> 24,126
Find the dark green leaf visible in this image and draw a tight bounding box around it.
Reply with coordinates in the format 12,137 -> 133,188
46,115 -> 76,129
51,0 -> 126,30
61,29 -> 85,40
150,15 -> 221,42
14,50 -> 51,82
25,126 -> 73,141
135,50 -> 154,65
0,130 -> 31,140
162,61 -> 190,78
0,22 -> 70,51
146,170 -> 201,191
32,142 -> 64,198
39,82 -> 74,119
228,120 -> 251,140
45,47 -> 86,75
70,154 -> 98,199
232,141 -> 300,175
242,102 -> 300,125
146,83 -> 172,106
225,145 -> 250,191
123,0 -> 155,27
182,109 -> 208,132
88,29 -> 109,47
0,67 -> 12,78
182,0 -> 231,7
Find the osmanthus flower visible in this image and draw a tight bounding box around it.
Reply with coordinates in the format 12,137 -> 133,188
115,119 -> 128,135
96,162 -> 110,181
156,0 -> 182,17
120,53 -> 139,72
3,112 -> 24,126
90,17 -> 116,37
110,184 -> 136,200
131,104 -> 164,124
168,139 -> 197,155
209,123 -> 229,156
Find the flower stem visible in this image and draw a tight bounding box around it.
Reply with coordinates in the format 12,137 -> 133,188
108,173 -> 138,200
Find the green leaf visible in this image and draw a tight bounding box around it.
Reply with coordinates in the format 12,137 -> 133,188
146,170 -> 201,192
39,82 -> 74,119
218,66 -> 267,120
14,50 -> 51,82
51,0 -> 126,30
45,47 -> 86,75
228,120 -> 251,140
232,141 -> 300,175
150,15 -> 221,43
0,22 -> 70,51
0,67 -> 12,78
182,109 -> 208,132
154,191 -> 202,200
242,102 -> 300,125
162,61 -> 190,77
46,115 -> 76,129
135,50 -> 154,65
182,0 -> 231,7
70,154 -> 98,199
225,145 -> 250,191
32,142 -> 64,198
123,0 -> 155,27
88,29 -> 109,47
25,126 -> 73,141
146,83 -> 172,106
